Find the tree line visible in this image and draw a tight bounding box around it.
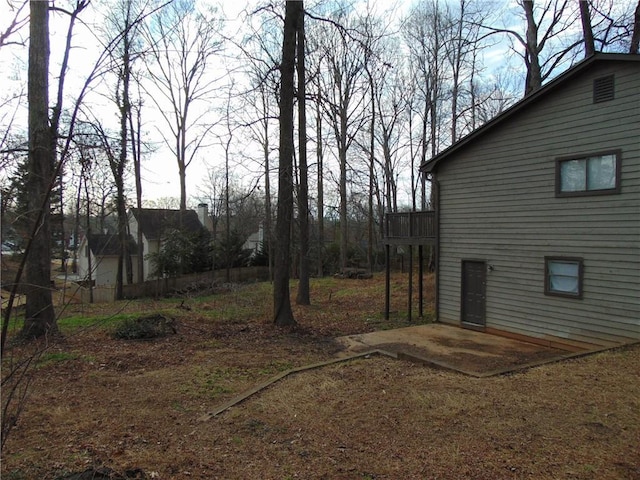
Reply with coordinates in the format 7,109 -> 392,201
1,0 -> 639,339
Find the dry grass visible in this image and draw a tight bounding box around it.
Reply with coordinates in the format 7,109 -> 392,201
1,273 -> 639,480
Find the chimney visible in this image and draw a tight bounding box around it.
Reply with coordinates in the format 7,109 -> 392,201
197,203 -> 208,226
197,203 -> 213,232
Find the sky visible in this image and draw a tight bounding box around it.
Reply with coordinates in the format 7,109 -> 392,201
0,0 -> 480,207
0,0 -> 251,205
1,0 -> 635,210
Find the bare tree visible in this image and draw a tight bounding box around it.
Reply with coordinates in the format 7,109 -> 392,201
580,1 -> 596,56
215,80 -> 242,282
107,0 -> 164,285
445,0 -> 489,143
3,0 -> 155,347
273,0 -> 302,327
0,0 -> 29,48
239,6 -> 282,281
85,118 -> 131,298
358,4 -> 395,271
316,10 -> 368,271
86,0 -> 154,294
18,0 -> 91,339
586,0 -> 640,53
21,0 -> 56,339
481,1 -> 581,96
111,0 -> 136,290
310,61 -> 325,277
632,0 -> 640,53
102,0 -> 152,284
295,6 -> 310,305
376,71 -> 407,216
143,0 -> 224,212
405,0 -> 450,174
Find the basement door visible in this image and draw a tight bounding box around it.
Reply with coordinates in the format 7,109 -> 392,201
461,260 -> 486,330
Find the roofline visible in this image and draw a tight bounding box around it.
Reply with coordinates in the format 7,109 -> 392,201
421,53 -> 640,173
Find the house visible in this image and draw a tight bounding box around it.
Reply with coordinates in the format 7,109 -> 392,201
78,208 -> 209,286
77,233 -> 139,286
386,53 -> 639,351
128,208 -> 207,281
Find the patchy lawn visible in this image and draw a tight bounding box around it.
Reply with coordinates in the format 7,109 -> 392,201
2,273 -> 639,480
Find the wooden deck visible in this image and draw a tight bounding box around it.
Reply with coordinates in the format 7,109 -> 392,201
384,211 -> 436,245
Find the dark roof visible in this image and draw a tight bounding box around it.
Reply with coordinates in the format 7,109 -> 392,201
130,208 -> 204,240
87,234 -> 138,256
421,53 -> 640,174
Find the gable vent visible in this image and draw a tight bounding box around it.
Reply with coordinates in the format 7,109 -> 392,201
593,74 -> 615,103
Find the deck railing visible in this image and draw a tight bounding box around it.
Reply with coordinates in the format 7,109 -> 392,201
384,211 -> 436,244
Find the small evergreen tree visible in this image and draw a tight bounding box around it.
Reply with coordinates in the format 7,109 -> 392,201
147,228 -> 212,277
214,229 -> 250,269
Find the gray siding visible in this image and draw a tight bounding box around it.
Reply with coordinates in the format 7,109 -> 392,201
435,60 -> 640,348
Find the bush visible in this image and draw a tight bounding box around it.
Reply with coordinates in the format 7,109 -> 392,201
112,314 -> 177,340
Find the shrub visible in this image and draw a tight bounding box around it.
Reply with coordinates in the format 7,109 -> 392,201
112,314 -> 177,340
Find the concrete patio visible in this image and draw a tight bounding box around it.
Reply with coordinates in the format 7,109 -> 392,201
336,323 -> 594,377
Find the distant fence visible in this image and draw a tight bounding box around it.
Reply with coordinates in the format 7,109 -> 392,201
72,267 -> 270,303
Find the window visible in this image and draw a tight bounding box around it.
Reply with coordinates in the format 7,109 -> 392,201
545,257 -> 583,298
556,151 -> 621,196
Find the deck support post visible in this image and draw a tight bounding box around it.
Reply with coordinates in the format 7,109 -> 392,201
384,243 -> 390,320
408,244 -> 413,322
418,245 -> 424,318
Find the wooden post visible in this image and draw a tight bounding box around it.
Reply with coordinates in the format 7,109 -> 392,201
418,244 -> 424,317
384,243 -> 390,320
408,244 -> 413,322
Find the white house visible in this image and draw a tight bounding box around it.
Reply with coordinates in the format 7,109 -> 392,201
76,233 -> 139,286
77,208 -> 208,286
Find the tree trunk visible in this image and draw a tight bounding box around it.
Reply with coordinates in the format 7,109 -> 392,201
316,94 -> 324,277
263,119 -> 273,281
120,26 -> 133,286
115,180 -> 127,300
22,0 -> 57,339
367,106 -> 374,271
296,7 -> 310,305
273,0 -> 301,327
579,1 -> 595,57
523,0 -> 542,95
630,0 -> 640,54
339,114 -> 348,271
225,135 -> 231,283
130,102 -> 144,283
84,171 -> 94,304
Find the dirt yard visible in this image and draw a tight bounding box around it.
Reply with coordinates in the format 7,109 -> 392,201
2,274 -> 639,479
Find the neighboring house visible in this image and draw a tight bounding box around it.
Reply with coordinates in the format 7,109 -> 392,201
77,233 -> 139,286
129,208 -> 207,281
386,53 -> 639,350
78,208 -> 208,286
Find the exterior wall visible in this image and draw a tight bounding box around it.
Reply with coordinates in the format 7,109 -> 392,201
81,255 -> 140,287
76,238 -> 91,280
144,238 -> 160,280
435,60 -> 640,348
128,214 -> 157,281
77,238 -> 140,286
92,256 -> 120,286
243,224 -> 264,256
